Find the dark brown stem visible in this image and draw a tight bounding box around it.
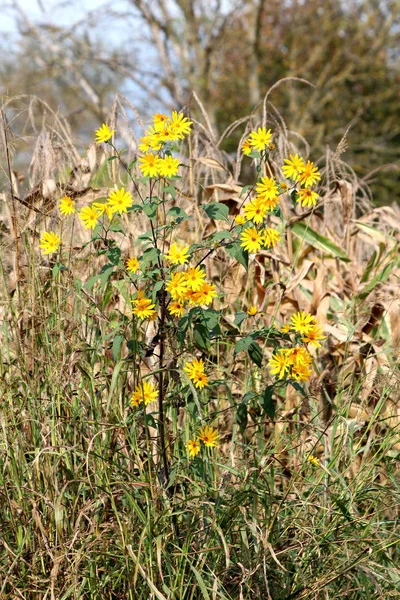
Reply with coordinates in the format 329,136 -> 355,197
158,284 -> 169,484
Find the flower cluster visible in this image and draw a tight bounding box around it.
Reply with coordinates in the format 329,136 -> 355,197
185,425 -> 219,457
166,257 -> 217,317
183,358 -> 209,389
138,111 -> 192,178
131,380 -> 158,407
268,311 -> 325,382
282,154 -> 321,207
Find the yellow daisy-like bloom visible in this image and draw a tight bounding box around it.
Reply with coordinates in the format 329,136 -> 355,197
268,350 -> 290,379
242,138 -> 252,155
131,380 -> 158,407
280,182 -> 289,192
59,195 -> 75,215
263,228 -> 281,248
184,358 -> 209,389
166,272 -> 189,300
292,363 -> 313,381
186,439 -> 201,458
145,125 -> 165,148
298,161 -> 321,188
139,153 -> 161,178
95,123 -> 115,144
93,202 -> 113,219
249,127 -> 272,152
281,324 -> 291,333
240,227 -> 263,253
301,325 -> 326,348
297,188 -> 319,208
247,305 -> 258,316
158,155 -> 180,178
198,426 -> 219,448
108,187 -> 133,214
307,455 -> 320,467
289,311 -> 316,335
255,176 -> 279,201
138,136 -> 153,153
258,195 -> 279,212
187,281 -> 217,306
39,231 -> 61,255
243,198 -> 268,224
169,300 -> 186,317
132,296 -> 157,320
285,347 -> 312,368
153,113 -> 170,131
184,266 -> 206,292
235,214 -> 247,225
165,242 -> 190,265
79,205 -> 99,229
126,257 -> 140,273
170,111 -> 192,137
281,153 -> 305,180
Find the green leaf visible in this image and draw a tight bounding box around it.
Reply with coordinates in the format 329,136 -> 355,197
248,341 -> 263,367
106,246 -> 121,265
193,322 -> 210,351
236,402 -> 248,434
208,230 -> 233,242
99,264 -> 114,287
109,223 -> 124,233
357,261 -> 396,300
177,313 -> 191,345
225,241 -> 249,271
52,262 -> 67,278
234,312 -> 248,328
151,280 -> 164,303
167,206 -> 189,220
127,159 -> 137,171
291,221 -> 350,262
200,308 -> 220,331
235,334 -> 255,354
203,202 -> 229,221
162,184 -> 176,199
141,247 -> 160,268
248,151 -> 261,159
261,385 -> 275,419
143,202 -> 158,218
112,334 -> 124,361
290,381 -> 308,397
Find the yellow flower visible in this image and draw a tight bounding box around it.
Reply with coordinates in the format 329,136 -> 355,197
79,205 -> 99,229
268,350 -> 290,379
158,155 -> 180,178
255,176 -> 279,201
307,455 -> 319,467
39,231 -> 61,254
131,380 -> 158,407
170,111 -> 192,137
95,123 -> 115,144
247,305 -> 258,316
240,227 -> 263,253
248,127 -> 272,152
165,242 -> 190,265
298,161 -> 321,188
166,272 -> 189,299
301,325 -> 326,348
235,214 -> 247,225
184,266 -> 206,292
297,187 -> 319,208
184,358 -> 209,389
138,136 -> 153,153
281,154 -> 305,180
169,300 -> 186,317
281,324 -> 291,333
280,182 -> 289,192
242,138 -> 252,155
198,426 -> 219,448
263,228 -> 281,248
59,195 -> 75,215
192,282 -> 217,306
93,202 -> 113,219
258,195 -> 279,212
289,311 -> 316,335
186,439 -> 201,458
126,257 -> 140,273
139,153 -> 161,178
107,187 -> 133,214
285,347 -> 312,368
292,363 -> 313,381
243,198 -> 268,224
132,296 -> 157,320
153,113 -> 171,131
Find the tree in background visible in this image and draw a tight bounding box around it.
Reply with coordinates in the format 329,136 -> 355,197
2,0 -> 399,202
